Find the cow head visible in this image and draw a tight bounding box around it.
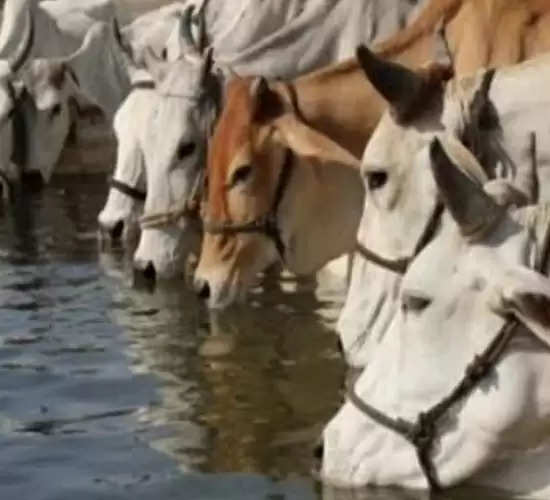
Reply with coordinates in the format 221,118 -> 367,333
194,76 -> 363,309
18,59 -> 79,182
97,87 -> 151,243
132,6 -> 222,282
339,45 -> 538,367
322,139 -> 550,493
96,11 -> 193,244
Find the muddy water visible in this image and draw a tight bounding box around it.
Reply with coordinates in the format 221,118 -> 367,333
0,176 -> 515,500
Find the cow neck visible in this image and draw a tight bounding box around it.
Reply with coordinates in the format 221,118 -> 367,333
202,148 -> 293,260
347,214 -> 550,491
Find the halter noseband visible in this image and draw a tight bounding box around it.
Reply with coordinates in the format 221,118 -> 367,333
202,148 -> 294,259
108,176 -> 146,202
356,201 -> 445,275
347,210 -> 550,491
105,81 -> 155,203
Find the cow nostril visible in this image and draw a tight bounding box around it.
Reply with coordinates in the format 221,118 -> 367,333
195,278 -> 210,300
313,441 -> 324,461
143,261 -> 156,282
110,220 -> 124,240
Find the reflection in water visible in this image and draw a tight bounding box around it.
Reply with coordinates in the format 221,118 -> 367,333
0,177 -> 516,500
100,245 -> 346,478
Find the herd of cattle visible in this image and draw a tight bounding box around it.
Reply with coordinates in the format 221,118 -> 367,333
5,0 -> 550,496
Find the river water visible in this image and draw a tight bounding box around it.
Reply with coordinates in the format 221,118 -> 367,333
0,175 -> 343,500
0,176 -> 519,500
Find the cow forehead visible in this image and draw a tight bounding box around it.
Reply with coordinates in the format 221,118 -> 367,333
207,78 -> 256,217
362,113 -> 418,172
402,207 -> 537,303
156,58 -> 205,98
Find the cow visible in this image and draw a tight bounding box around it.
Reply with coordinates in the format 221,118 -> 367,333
0,2 -> 191,185
0,0 -> 115,59
97,84 -> 155,242
194,0 -> 550,308
0,0 -> 115,187
97,0 -> 426,250
112,0 -> 427,275
320,138 -> 550,496
341,0 -> 550,368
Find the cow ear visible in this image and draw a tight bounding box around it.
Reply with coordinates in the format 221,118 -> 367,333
490,266 -> 550,348
273,113 -> 360,169
50,62 -> 68,89
250,77 -> 285,123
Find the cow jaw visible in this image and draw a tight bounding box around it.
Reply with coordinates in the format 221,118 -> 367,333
133,222 -> 200,281
196,232 -> 278,309
20,60 -> 75,182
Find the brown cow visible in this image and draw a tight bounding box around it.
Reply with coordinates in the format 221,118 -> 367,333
195,0 -> 550,309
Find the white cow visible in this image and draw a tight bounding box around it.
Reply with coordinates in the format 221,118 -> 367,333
101,0 -> 427,277
98,84 -> 155,242
0,1 -> 191,184
322,138 -> 550,497
339,45 -> 550,367
0,0 -> 115,59
0,0 -> 116,187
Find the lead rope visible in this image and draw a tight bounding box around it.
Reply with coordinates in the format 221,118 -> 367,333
349,132 -> 549,490
108,176 -> 146,202
139,168 -> 204,230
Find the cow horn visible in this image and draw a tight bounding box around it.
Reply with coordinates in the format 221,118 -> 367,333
200,47 -> 214,84
180,6 -> 198,54
112,17 -> 135,61
516,132 -> 539,204
356,44 -> 424,116
192,4 -> 207,53
8,7 -> 34,73
430,137 -> 503,239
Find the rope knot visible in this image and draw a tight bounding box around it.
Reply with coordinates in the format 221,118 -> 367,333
405,412 -> 436,450
465,354 -> 489,383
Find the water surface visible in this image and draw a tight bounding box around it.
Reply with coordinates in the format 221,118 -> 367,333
0,176 -> 513,500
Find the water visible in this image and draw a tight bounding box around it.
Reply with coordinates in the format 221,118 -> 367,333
0,176 -> 515,500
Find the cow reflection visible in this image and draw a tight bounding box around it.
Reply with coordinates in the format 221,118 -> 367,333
100,253 -> 345,477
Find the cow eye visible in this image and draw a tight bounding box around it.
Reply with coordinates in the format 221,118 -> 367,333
177,141 -> 196,160
366,171 -> 388,190
230,165 -> 252,187
401,292 -> 431,313
50,103 -> 62,118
